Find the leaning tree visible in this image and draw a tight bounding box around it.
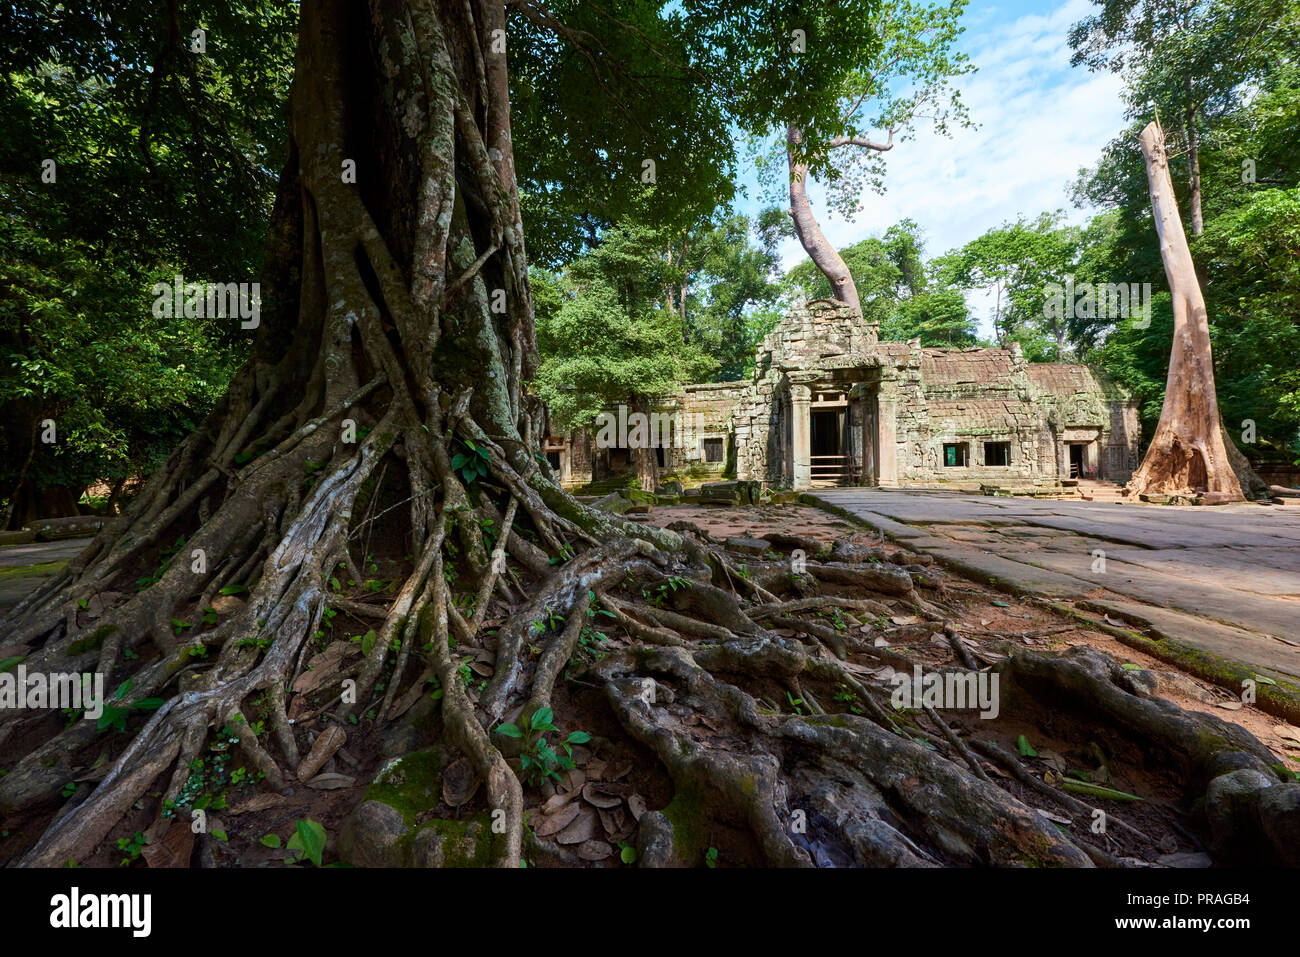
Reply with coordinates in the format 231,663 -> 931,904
2,0 -> 1289,868
771,0 -> 972,315
1126,120 -> 1262,501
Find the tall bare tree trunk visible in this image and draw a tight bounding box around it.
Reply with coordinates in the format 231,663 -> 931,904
1184,79 -> 1204,236
786,126 -> 861,315
1126,121 -> 1243,503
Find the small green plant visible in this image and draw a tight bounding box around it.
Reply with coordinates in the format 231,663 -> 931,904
833,684 -> 863,715
786,690 -> 805,716
496,707 -> 591,787
531,605 -> 565,634
97,678 -> 166,733
705,846 -> 719,868
451,440 -> 491,484
287,818 -> 327,866
117,830 -> 148,866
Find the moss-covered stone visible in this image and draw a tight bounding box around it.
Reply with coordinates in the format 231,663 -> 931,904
660,786 -> 708,861
364,747 -> 449,826
68,624 -> 119,657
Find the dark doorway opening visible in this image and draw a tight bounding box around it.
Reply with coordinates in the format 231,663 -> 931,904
811,409 -> 840,456
811,408 -> 848,485
1069,443 -> 1085,478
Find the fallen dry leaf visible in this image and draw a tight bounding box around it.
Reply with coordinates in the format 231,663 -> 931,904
442,757 -> 481,808
306,772 -> 355,790
577,839 -> 613,861
582,782 -> 623,809
142,823 -> 195,868
627,792 -> 647,820
556,807 -> 597,845
536,802 -> 581,838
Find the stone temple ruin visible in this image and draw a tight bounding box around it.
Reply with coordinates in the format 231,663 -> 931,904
548,300 -> 1140,491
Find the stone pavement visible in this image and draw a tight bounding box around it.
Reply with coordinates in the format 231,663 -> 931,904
809,488 -> 1300,711
0,538 -> 90,614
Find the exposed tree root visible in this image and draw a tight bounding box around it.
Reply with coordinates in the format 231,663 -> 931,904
3,0 -> 1292,871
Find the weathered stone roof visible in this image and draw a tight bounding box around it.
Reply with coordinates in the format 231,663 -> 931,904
921,348 -> 1019,386
1025,363 -> 1103,395
925,398 -> 1040,432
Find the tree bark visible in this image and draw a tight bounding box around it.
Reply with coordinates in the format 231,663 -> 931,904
786,126 -> 861,315
1127,121 -> 1243,502
631,395 -> 659,493
1184,79 -> 1204,236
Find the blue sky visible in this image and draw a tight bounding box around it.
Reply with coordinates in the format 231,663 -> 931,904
738,0 -> 1130,337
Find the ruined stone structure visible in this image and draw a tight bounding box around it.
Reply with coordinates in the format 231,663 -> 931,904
549,300 -> 1140,491
545,382 -> 743,486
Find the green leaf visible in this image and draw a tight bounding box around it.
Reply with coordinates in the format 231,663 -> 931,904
219,584 -> 247,596
360,630 -> 377,656
566,731 -> 591,745
0,656 -> 24,674
114,678 -> 133,701
135,698 -> 166,710
1017,734 -> 1037,757
212,829 -> 229,843
260,834 -> 282,848
620,844 -> 637,865
1059,780 -> 1143,802
1253,674 -> 1278,686
287,818 -> 326,866
1120,663 -> 1143,671
496,723 -> 523,738
530,707 -> 554,730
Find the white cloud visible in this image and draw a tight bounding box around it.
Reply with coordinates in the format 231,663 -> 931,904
766,0 -> 1129,337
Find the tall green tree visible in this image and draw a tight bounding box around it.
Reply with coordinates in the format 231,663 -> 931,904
534,221 -> 717,489
1069,0 -> 1298,234
1,0 -> 296,522
946,213 -> 1078,358
785,218 -> 976,345
752,0 -> 973,314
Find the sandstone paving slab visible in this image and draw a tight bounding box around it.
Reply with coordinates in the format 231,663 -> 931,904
920,542 -> 1100,600
1102,547 -> 1300,598
0,537 -> 91,569
0,537 -> 90,613
1020,550 -> 1300,640
812,488 -> 1300,698
1084,598 -> 1300,683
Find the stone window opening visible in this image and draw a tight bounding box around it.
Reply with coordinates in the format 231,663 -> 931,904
984,441 -> 1011,467
943,442 -> 969,467
702,437 -> 724,463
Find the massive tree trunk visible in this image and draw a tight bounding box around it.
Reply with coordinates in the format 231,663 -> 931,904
630,396 -> 660,493
786,126 -> 861,316
1,3 -> 1288,871
1126,121 -> 1245,503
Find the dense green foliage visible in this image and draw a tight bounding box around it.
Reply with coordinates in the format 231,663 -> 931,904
533,222 -> 720,431
1064,0 -> 1300,457
784,220 -> 977,346
4,0 -> 1297,517
0,1 -> 296,521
